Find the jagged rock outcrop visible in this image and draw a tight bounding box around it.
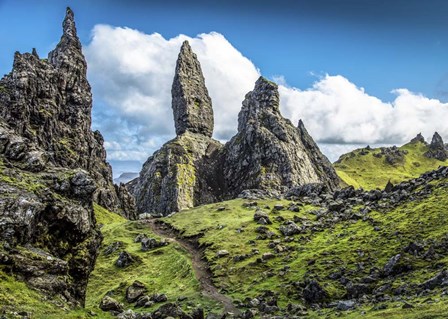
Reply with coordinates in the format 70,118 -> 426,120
134,132 -> 223,215
410,133 -> 426,144
172,41 -> 214,137
0,7 -> 134,307
223,77 -> 340,197
0,120 -> 101,306
132,50 -> 340,216
133,41 -> 223,215
0,8 -> 134,218
133,73 -> 339,215
425,132 -> 447,161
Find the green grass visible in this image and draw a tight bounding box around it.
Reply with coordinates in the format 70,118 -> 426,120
163,181 -> 448,318
85,205 -> 221,316
335,141 -> 448,190
0,269 -> 90,319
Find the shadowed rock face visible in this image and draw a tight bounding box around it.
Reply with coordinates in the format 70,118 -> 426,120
425,132 -> 448,161
172,41 -> 214,137
0,8 -> 135,219
133,56 -> 340,215
223,77 -> 340,197
0,7 -> 133,307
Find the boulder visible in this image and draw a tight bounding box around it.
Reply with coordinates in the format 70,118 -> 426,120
99,296 -> 123,312
303,280 -> 329,304
126,280 -> 147,303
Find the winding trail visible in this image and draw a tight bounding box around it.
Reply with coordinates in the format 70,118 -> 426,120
146,219 -> 240,315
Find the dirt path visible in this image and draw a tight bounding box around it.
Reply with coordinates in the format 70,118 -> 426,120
146,219 -> 240,315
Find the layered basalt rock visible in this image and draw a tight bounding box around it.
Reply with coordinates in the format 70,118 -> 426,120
132,46 -> 340,215
0,8 -> 135,218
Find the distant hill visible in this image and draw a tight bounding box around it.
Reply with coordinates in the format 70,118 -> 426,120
114,172 -> 139,184
334,133 -> 448,190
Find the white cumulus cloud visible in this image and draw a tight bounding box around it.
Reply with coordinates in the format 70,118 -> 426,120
85,25 -> 259,162
84,24 -> 448,167
279,75 -> 448,145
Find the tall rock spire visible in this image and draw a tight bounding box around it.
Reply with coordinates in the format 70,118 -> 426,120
0,8 -> 135,218
48,7 -> 87,76
171,41 -> 214,137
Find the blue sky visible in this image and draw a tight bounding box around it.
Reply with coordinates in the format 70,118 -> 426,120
1,0 -> 448,176
1,0 -> 448,101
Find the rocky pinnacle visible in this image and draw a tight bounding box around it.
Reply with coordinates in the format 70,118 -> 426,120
425,132 -> 447,161
48,7 -> 86,74
171,41 -> 214,137
223,76 -> 340,196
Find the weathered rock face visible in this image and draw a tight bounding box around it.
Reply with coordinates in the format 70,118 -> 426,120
0,7 -> 133,307
0,120 -> 101,306
134,132 -> 223,215
425,132 -> 447,161
133,41 -> 223,216
223,77 -> 340,197
133,48 -> 340,216
0,8 -> 134,218
172,41 -> 214,137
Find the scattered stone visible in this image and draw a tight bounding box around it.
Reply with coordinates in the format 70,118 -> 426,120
151,293 -> 168,303
99,296 -> 123,312
254,210 -> 271,224
141,237 -> 168,251
103,241 -> 123,256
336,300 -> 356,311
152,302 -> 185,319
421,270 -> 448,290
383,254 -> 400,276
135,295 -> 153,308
117,309 -> 139,319
402,302 -> 415,309
115,251 -> 135,268
273,204 -> 284,211
303,280 -> 329,304
126,280 -> 147,303
216,250 -> 230,258
262,252 -> 275,261
384,180 -> 394,193
279,221 -> 301,236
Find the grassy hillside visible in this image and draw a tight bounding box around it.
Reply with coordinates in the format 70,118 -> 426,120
163,176 -> 448,318
0,204 -> 220,318
85,204 -> 221,316
334,141 -> 448,190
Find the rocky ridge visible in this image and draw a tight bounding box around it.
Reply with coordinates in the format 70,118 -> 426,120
0,7 -> 133,308
132,45 -> 340,216
0,8 -> 135,219
223,78 -> 339,198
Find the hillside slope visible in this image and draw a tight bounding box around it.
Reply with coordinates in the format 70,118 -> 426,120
335,135 -> 448,190
160,166 -> 448,318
